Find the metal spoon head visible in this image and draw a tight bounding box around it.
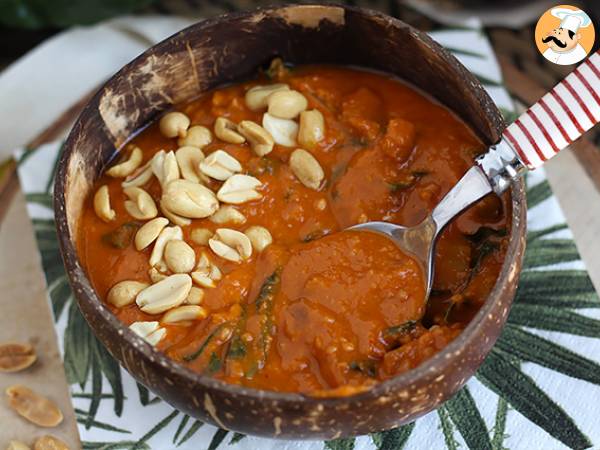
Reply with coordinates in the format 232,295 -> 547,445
347,217 -> 437,301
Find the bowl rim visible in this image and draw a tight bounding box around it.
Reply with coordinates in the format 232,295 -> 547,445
55,3 -> 526,406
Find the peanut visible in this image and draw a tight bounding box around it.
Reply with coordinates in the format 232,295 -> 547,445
107,280 -> 149,307
106,145 -> 143,178
267,90 -> 308,119
262,113 -> 298,147
0,342 -> 36,373
289,149 -> 325,190
135,274 -> 192,314
93,185 -> 115,223
164,240 -> 196,274
214,117 -> 245,144
5,385 -> 63,428
177,125 -> 211,148
159,112 -> 190,138
237,120 -> 274,156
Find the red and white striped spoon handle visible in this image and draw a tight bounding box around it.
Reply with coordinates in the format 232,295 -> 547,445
503,50 -> 600,169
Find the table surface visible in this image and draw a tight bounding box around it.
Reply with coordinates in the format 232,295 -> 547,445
1,8 -> 600,449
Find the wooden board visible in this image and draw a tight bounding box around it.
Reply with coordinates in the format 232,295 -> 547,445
0,189 -> 80,447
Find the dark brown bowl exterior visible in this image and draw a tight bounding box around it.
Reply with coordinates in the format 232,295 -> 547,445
54,4 -> 526,440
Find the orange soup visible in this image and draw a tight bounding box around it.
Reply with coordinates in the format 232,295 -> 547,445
78,62 -> 510,395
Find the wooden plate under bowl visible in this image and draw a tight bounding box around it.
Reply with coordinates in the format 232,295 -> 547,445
54,4 -> 526,439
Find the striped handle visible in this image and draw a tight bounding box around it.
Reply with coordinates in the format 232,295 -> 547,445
503,51 -> 600,169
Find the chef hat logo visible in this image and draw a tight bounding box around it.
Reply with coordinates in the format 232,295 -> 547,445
551,7 -> 592,33
535,4 -> 595,66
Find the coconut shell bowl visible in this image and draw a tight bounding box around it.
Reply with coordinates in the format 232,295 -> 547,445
54,4 -> 526,440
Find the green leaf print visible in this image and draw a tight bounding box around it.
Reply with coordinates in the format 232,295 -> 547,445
324,438 -> 355,450
526,180 -> 553,209
438,407 -> 459,450
86,349 -> 103,429
496,325 -> 600,385
508,304 -> 600,337
526,223 -> 569,242
208,429 -> 229,450
477,351 -> 591,449
443,387 -> 492,450
132,410 -> 179,450
75,409 -> 131,434
491,397 -> 509,450
83,442 -> 150,450
523,239 -> 581,268
229,432 -> 246,445
173,415 -> 190,444
63,301 -> 92,387
176,419 -> 204,446
25,192 -> 54,209
515,270 -> 599,309
96,340 -> 124,416
370,422 -> 415,450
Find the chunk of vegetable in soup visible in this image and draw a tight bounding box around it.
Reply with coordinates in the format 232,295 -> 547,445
78,63 -> 510,395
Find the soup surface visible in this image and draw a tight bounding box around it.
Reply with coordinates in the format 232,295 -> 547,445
78,62 -> 510,395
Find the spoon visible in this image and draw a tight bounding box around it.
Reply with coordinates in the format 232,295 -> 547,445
350,50 -> 600,300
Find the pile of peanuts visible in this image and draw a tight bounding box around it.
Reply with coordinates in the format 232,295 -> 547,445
93,83 -> 326,347
1,342 -> 69,449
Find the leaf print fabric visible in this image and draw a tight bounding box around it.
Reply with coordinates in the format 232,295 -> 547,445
14,24 -> 600,450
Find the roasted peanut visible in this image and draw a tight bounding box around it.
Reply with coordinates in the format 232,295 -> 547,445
185,286 -> 205,305
216,174 -> 262,204
162,305 -> 207,324
199,150 -> 242,181
289,149 -> 325,190
244,226 -> 273,252
129,321 -> 166,346
107,280 -> 149,307
159,112 -> 190,138
210,206 -> 246,225
214,117 -> 245,144
267,90 -> 308,119
245,83 -> 289,110
191,252 -> 222,288
93,185 -> 115,223
149,225 -> 183,267
209,228 -> 252,263
124,187 -> 158,220
149,267 -> 167,283
160,200 -> 191,227
164,240 -> 196,273
33,435 -> 70,450
161,179 -> 219,219
135,274 -> 192,314
5,385 -> 63,428
177,125 -> 212,148
135,217 -> 169,251
151,150 -> 180,188
122,159 -> 154,189
298,109 -> 325,149
106,145 -> 143,178
0,342 -> 36,373
190,228 -> 213,246
237,120 -> 274,156
262,113 -> 298,147
175,146 -> 207,184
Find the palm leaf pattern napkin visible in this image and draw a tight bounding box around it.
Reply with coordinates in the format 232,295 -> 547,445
14,22 -> 600,450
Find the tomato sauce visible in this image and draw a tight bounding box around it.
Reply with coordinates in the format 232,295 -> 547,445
77,64 -> 510,395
